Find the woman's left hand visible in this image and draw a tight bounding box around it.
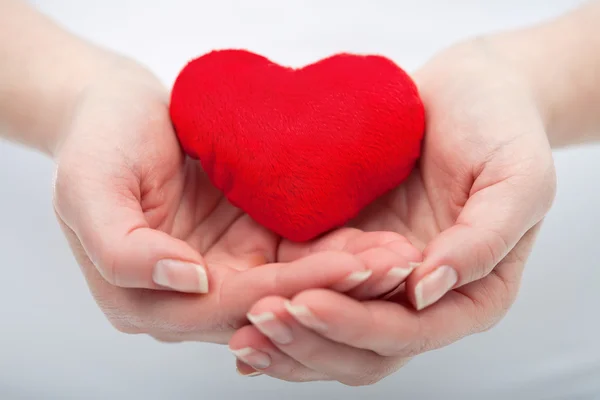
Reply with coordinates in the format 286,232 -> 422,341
228,37 -> 557,384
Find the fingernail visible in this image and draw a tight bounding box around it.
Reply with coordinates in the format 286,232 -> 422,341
330,269 -> 373,292
414,265 -> 458,310
153,259 -> 209,293
380,283 -> 405,300
230,347 -> 271,370
237,369 -> 263,377
283,300 -> 327,332
246,312 -> 293,345
370,266 -> 414,295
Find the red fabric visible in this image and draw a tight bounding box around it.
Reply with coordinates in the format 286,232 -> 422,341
170,49 -> 425,242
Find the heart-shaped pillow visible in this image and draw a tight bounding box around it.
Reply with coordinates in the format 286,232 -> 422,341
170,49 -> 425,242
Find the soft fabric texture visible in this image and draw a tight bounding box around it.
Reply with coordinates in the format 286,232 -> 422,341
170,49 -> 425,241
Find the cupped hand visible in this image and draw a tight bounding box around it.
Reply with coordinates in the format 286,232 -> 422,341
230,39 -> 557,384
52,56 -> 421,343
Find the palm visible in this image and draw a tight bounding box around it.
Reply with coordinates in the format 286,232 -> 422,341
132,142 -> 422,343
148,147 -> 418,277
349,170 -> 438,251
118,65 -> 454,279
59,69 -> 420,344
143,89 -> 431,274
150,156 -> 279,273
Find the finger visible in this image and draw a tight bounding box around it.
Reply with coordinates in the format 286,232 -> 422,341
235,359 -> 263,377
135,250 -> 378,339
53,163 -> 209,292
242,296 -> 407,386
407,149 -> 555,309
224,245 -> 419,317
347,243 -> 421,300
220,251 -> 374,319
285,289 -> 417,356
336,231 -> 423,299
285,226 -> 540,358
230,325 -> 329,382
279,229 -> 422,299
55,215 -> 144,334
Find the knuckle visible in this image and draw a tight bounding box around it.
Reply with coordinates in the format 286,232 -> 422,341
475,229 -> 507,281
341,376 -> 378,387
340,357 -> 405,387
404,336 -> 436,357
455,222 -> 509,282
469,292 -> 499,333
110,304 -> 202,338
456,271 -> 517,336
341,369 -> 386,387
97,298 -> 142,334
111,321 -> 141,335
96,251 -> 119,286
156,308 -> 209,336
297,346 -> 328,366
83,244 -> 119,286
106,316 -> 141,335
344,326 -> 371,350
375,342 -> 409,357
482,269 -> 521,331
279,363 -> 313,383
496,277 -> 519,313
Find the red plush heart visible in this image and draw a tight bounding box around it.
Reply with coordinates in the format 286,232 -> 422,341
170,49 -> 425,242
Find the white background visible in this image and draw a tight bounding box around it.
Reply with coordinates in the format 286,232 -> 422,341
1,0 -> 599,399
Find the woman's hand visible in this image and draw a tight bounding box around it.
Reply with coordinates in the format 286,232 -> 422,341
229,37 -> 557,383
52,56 -> 422,344
3,0 -> 422,344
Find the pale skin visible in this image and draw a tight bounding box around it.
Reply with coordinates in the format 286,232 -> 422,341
1,0 -> 599,386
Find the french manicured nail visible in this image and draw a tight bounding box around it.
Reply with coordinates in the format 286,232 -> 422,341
331,269 -> 373,292
153,259 -> 209,293
237,369 -> 263,377
284,301 -> 328,332
230,347 -> 271,370
414,265 -> 458,310
247,312 -> 293,344
370,266 -> 414,295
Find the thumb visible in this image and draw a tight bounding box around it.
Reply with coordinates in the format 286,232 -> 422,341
406,155 -> 556,310
53,166 -> 209,293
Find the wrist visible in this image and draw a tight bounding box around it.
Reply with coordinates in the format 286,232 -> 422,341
486,2 -> 600,148
38,43 -> 122,157
43,43 -> 130,157
0,0 -> 122,156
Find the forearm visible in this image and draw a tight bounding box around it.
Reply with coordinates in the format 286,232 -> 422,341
490,1 -> 600,148
0,0 -> 113,155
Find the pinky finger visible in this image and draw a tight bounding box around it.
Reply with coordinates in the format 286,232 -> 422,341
229,325 -> 330,383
